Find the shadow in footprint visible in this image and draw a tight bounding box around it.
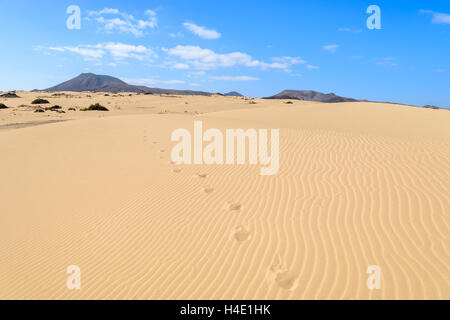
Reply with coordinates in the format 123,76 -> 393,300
275,272 -> 299,291
227,202 -> 242,212
202,187 -> 214,194
233,226 -> 250,242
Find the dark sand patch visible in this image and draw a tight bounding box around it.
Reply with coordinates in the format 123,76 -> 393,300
0,120 -> 67,131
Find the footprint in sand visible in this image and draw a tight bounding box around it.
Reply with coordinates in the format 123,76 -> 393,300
202,187 -> 214,194
173,168 -> 182,173
233,226 -> 250,242
227,202 -> 242,212
275,271 -> 299,291
269,257 -> 298,291
195,173 -> 208,179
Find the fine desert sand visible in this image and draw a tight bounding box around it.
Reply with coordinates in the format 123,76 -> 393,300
0,92 -> 449,299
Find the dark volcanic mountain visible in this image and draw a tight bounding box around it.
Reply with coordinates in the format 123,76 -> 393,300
224,91 -> 244,97
44,73 -> 212,96
264,90 -> 358,103
45,73 -> 139,92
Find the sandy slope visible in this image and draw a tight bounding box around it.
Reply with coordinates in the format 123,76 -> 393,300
0,95 -> 448,299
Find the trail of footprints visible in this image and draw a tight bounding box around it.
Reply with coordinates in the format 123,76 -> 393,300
147,133 -> 293,291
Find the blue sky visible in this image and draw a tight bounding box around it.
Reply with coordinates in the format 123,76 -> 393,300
0,0 -> 449,107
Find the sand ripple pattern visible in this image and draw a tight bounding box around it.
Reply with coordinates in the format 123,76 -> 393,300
0,114 -> 449,299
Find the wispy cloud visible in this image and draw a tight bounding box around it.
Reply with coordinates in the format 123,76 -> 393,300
376,57 -> 397,67
44,42 -> 156,62
338,27 -> 362,33
209,76 -> 260,81
88,8 -> 157,36
306,65 -> 319,69
420,9 -> 450,24
169,32 -> 184,38
323,44 -> 339,53
122,78 -> 185,86
183,22 -> 221,39
165,45 -> 303,71
173,63 -> 190,70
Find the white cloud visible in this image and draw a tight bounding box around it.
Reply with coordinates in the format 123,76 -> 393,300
48,46 -> 105,59
173,63 -> 190,70
169,32 -> 184,38
93,8 -> 119,15
122,78 -> 185,86
183,22 -> 221,39
209,76 -> 260,81
306,65 -> 319,69
432,12 -> 450,24
420,10 -> 450,24
191,71 -> 206,76
272,56 -> 305,64
166,45 -> 257,69
46,42 -> 156,62
165,45 -> 303,71
323,44 -> 339,53
88,8 -> 157,37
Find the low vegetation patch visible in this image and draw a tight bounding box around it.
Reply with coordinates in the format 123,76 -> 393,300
81,103 -> 109,111
31,98 -> 50,104
45,105 -> 62,111
0,103 -> 8,109
0,92 -> 20,98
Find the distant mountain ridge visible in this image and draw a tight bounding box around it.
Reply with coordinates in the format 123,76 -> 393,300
44,73 -> 214,96
264,90 -> 358,103
224,91 -> 244,97
43,74 -> 361,102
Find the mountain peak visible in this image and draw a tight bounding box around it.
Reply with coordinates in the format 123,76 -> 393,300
224,91 -> 244,97
43,73 -> 213,96
264,89 -> 358,103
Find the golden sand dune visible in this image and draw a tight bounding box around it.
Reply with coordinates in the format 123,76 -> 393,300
0,95 -> 448,299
